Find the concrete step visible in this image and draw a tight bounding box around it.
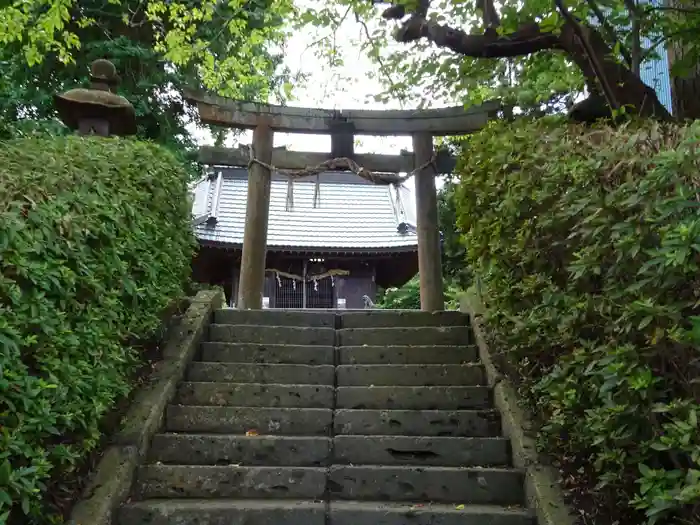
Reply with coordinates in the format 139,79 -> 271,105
338,345 -> 478,365
119,499 -> 326,525
176,383 -> 332,408
209,324 -> 335,346
339,310 -> 469,329
119,500 -> 534,525
337,326 -> 471,346
328,502 -> 535,525
336,386 -> 492,410
166,405 -> 333,435
176,383 -> 333,408
201,342 -> 334,365
187,363 -> 335,385
327,465 -> 525,505
334,409 -> 501,437
134,465 -> 327,499
215,308 -> 336,327
149,434 -> 332,466
333,435 -> 510,466
336,364 -> 485,387
175,382 -> 334,407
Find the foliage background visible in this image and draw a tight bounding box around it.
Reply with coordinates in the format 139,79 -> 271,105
0,135 -> 196,523
0,0 -> 297,151
452,118 -> 700,525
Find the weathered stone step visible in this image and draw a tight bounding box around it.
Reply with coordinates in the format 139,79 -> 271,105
166,405 -> 333,435
201,342 -> 334,365
176,382 -> 334,407
209,324 -> 335,346
149,434 -> 331,466
175,382 -> 333,408
336,364 -> 485,386
177,383 -> 333,408
215,308 -> 336,327
337,326 -> 471,346
336,386 -> 492,410
134,465 -> 327,499
339,310 -> 469,328
334,409 -> 501,437
119,499 -> 326,525
338,345 -> 477,365
329,502 -> 535,525
333,435 -> 510,466
119,500 -> 534,525
187,363 -> 335,385
327,465 -> 525,505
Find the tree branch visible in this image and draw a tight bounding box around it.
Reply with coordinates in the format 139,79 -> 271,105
378,0 -> 671,120
623,0 -> 642,74
394,16 -> 561,57
585,0 -> 631,67
555,0 -> 620,111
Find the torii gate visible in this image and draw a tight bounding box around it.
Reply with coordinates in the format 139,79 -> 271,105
185,89 -> 501,312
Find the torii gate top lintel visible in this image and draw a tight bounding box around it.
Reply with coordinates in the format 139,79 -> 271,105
184,88 -> 502,136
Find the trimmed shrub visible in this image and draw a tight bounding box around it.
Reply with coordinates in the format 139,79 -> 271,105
453,118 -> 700,525
0,135 -> 196,523
376,276 -> 462,310
376,276 -> 422,309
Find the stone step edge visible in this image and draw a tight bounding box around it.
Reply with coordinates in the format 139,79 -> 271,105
151,432 -> 508,440
167,404 -> 501,415
190,362 -> 484,368
121,499 -> 534,516
136,464 -> 522,474
210,323 -> 334,330
178,382 -> 492,389
201,342 -> 478,349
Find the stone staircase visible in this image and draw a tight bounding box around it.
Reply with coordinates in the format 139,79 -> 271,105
119,309 -> 536,524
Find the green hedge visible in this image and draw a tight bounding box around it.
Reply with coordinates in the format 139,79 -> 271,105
376,276 -> 462,310
0,135 -> 196,522
454,118 -> 700,525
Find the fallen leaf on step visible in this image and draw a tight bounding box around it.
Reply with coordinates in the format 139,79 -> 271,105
455,504 -> 465,510
246,429 -> 259,436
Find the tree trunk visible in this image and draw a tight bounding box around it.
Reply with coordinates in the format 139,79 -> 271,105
667,45 -> 700,120
557,22 -> 670,119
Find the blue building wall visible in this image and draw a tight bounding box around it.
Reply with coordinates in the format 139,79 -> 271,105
638,0 -> 673,113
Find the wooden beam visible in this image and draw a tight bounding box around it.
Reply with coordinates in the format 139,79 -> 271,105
184,88 -> 501,136
413,132 -> 444,312
237,122 -> 274,309
198,145 -> 457,174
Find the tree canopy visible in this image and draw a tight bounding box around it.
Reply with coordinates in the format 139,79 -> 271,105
3,0 -> 700,129
298,0 -> 700,119
0,0 -> 297,148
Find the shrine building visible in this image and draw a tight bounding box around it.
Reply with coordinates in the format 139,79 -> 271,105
190,167 -> 420,309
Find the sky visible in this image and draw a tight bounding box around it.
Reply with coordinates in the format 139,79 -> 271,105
194,8 -> 449,194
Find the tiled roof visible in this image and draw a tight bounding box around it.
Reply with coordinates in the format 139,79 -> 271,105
191,168 -> 418,252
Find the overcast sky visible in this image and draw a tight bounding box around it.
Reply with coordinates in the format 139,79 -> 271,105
193,9 -> 452,193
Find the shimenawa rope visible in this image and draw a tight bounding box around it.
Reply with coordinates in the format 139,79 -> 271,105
245,146 -> 437,210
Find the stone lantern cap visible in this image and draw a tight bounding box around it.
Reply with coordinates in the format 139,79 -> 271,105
54,58 -> 137,136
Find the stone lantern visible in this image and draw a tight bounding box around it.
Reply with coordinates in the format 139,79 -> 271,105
54,58 -> 137,137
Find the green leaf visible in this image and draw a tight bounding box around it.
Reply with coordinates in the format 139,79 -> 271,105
0,461 -> 11,486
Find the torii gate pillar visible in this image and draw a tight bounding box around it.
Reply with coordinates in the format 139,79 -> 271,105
413,132 -> 444,312
238,122 -> 274,309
